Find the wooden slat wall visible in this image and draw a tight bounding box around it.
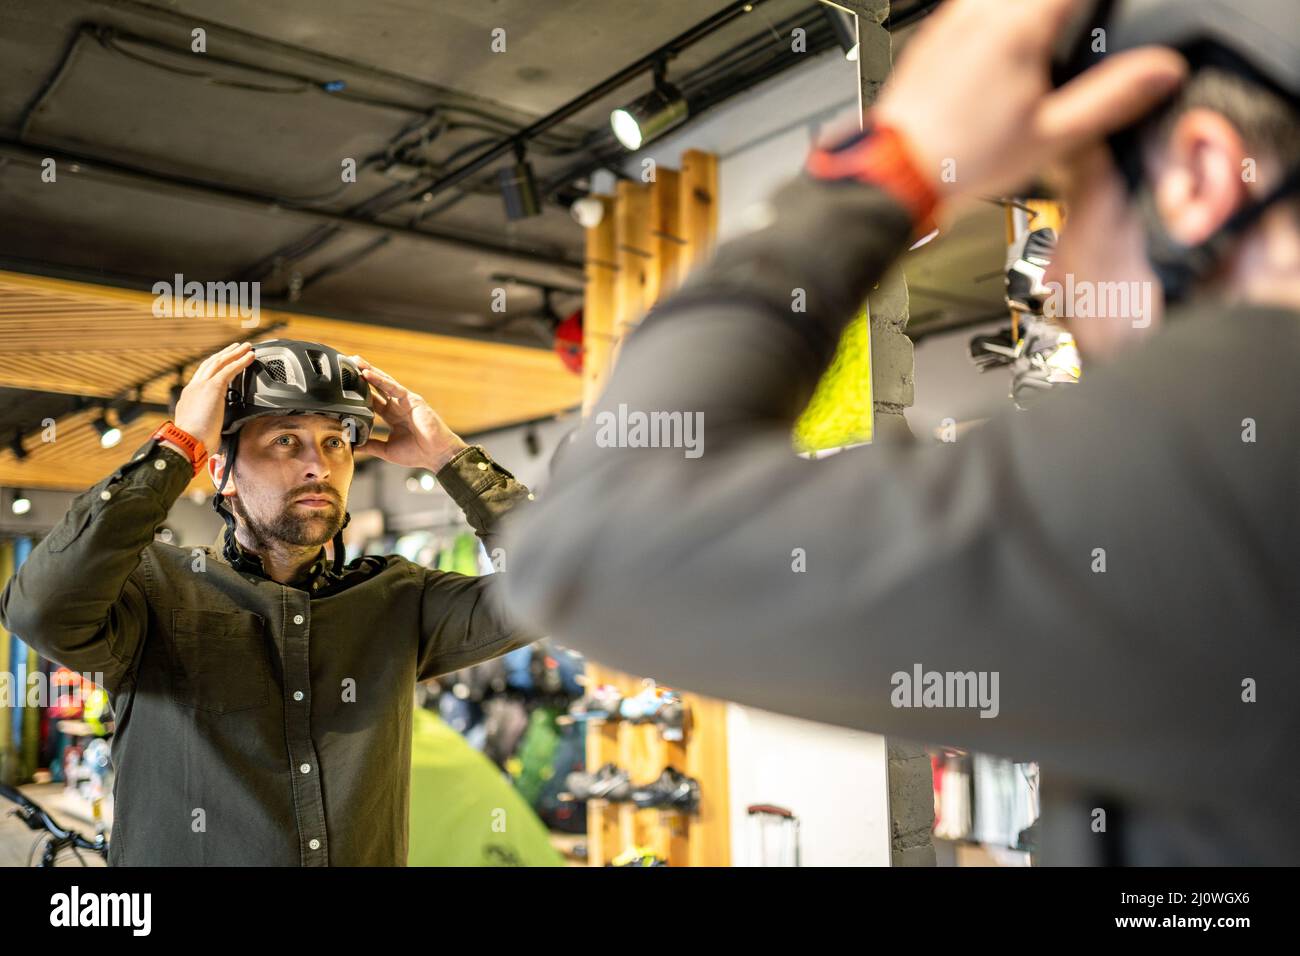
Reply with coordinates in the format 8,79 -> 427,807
582,198 -> 618,415
676,151 -> 718,278
0,271 -> 582,491
578,150 -> 728,867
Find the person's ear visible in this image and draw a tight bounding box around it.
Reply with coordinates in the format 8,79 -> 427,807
1152,107 -> 1250,247
208,454 -> 236,496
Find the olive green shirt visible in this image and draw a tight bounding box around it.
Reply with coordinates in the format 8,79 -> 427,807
0,436 -> 538,865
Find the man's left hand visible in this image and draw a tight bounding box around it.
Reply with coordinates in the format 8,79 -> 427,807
349,355 -> 468,471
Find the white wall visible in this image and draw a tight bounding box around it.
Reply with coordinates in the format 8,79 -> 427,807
612,47 -> 895,866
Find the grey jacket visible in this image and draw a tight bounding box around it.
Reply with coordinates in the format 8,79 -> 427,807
501,169 -> 1299,865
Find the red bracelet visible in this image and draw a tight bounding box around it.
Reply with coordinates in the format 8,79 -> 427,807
804,118 -> 940,234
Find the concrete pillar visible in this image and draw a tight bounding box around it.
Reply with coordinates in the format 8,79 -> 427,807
836,0 -> 934,865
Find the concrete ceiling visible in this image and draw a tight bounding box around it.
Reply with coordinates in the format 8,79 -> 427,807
0,0 -> 828,343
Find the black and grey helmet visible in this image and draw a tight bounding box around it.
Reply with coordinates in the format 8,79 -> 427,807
223,339 -> 374,445
212,339 -> 375,576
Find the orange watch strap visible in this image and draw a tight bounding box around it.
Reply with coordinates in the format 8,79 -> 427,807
804,118 -> 940,235
151,421 -> 208,476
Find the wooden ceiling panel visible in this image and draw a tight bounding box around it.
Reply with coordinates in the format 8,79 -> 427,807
0,272 -> 581,491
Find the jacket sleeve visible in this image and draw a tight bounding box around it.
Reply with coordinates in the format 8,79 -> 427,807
0,438 -> 194,694
498,167 -> 1299,814
415,444 -> 540,680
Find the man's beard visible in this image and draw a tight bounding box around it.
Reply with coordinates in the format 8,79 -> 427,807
229,491 -> 342,550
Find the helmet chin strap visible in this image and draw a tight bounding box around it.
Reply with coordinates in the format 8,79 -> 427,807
1137,164 -> 1300,304
211,433 -> 243,567
331,512 -> 351,576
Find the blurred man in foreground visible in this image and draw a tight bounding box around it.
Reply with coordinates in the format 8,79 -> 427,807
502,0 -> 1299,864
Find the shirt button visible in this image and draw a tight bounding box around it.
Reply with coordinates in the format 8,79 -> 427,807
100,490 -> 112,500
476,461 -> 488,471
293,691 -> 304,701
154,459 -> 167,470
293,614 -> 304,624
300,763 -> 311,774
309,839 -> 321,850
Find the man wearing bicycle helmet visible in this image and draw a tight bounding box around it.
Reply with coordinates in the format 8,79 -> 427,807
501,0 -> 1299,864
202,339 -> 464,588
0,338 -> 541,865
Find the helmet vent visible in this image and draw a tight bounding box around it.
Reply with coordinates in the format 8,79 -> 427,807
262,358 -> 288,383
307,350 -> 329,378
340,364 -> 358,392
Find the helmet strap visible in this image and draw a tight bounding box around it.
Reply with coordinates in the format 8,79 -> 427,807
331,511 -> 352,575
210,434 -> 242,566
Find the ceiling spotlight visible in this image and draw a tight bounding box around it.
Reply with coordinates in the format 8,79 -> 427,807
569,196 -> 605,229
93,412 -> 122,449
823,6 -> 860,61
498,147 -> 541,221
11,489 -> 31,516
611,62 -> 688,151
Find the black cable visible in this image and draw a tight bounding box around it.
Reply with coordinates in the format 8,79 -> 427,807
440,121 -> 587,156
406,190 -> 474,229
437,104 -> 588,149
295,235 -> 392,294
99,27 -> 587,149
18,25 -> 91,140
102,34 -> 309,93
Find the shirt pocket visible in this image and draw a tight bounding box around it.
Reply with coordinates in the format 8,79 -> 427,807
168,609 -> 271,715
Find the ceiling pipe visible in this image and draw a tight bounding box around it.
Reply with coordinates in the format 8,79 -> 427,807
0,138 -> 583,274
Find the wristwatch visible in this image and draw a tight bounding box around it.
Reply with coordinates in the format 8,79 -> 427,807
150,420 -> 208,476
803,117 -> 940,236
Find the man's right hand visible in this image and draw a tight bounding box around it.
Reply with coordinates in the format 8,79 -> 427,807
873,0 -> 1186,211
171,341 -> 256,454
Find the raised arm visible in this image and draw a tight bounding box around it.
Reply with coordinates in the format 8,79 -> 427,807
414,444 -> 539,680
0,342 -> 256,693
341,356 -> 541,680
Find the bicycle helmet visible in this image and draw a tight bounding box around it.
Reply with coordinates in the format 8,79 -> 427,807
211,339 -> 374,575
1051,0 -> 1300,303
